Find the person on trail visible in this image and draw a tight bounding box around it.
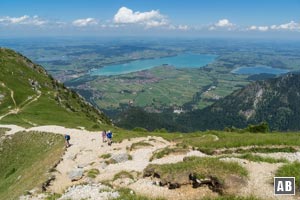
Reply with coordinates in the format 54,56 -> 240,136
106,130 -> 113,146
102,130 -> 107,143
64,134 -> 71,147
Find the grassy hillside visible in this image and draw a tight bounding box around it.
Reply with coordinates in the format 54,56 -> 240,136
0,131 -> 64,200
0,48 -> 110,129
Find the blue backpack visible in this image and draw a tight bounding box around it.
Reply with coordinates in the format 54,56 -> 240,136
107,132 -> 112,139
65,135 -> 70,140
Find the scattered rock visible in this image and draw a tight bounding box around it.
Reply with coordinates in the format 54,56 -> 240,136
77,163 -> 89,168
100,162 -> 108,169
58,183 -> 119,200
68,168 -> 84,181
113,177 -> 134,187
111,153 -> 129,163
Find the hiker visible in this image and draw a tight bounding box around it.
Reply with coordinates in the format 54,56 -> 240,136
64,134 -> 71,147
106,130 -> 113,146
102,130 -> 107,142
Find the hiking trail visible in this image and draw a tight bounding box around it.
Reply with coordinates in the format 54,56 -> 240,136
0,125 -> 299,200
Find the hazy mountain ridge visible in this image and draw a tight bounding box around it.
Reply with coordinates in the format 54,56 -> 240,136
116,73 -> 300,132
178,73 -> 300,131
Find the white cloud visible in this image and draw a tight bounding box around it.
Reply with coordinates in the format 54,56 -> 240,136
247,21 -> 300,32
113,7 -> 168,28
177,25 -> 189,31
168,24 -> 190,31
215,19 -> 234,27
248,25 -> 257,30
209,19 -> 235,30
248,25 -> 269,31
258,26 -> 269,31
270,21 -> 300,30
0,15 -> 47,26
72,18 -> 98,27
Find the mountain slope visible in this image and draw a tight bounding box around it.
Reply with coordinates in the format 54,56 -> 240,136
177,73 -> 300,131
0,48 -> 110,128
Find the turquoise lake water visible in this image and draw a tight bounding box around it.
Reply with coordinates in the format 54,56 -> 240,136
232,65 -> 289,75
90,53 -> 217,76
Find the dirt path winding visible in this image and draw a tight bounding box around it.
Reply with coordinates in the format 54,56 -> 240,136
1,125 -> 299,200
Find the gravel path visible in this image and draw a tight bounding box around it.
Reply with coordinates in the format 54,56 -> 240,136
1,125 -> 299,200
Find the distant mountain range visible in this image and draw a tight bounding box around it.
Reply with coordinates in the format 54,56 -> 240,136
177,73 -> 300,131
0,48 -> 110,128
117,73 -> 300,132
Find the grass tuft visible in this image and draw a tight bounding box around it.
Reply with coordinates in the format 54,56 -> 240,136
150,147 -> 188,161
145,157 -> 247,185
113,171 -> 134,181
276,162 -> 300,187
100,153 -> 111,159
86,168 -> 100,178
237,153 -> 288,163
130,141 -> 153,151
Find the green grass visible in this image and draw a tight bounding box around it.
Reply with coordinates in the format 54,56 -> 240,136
145,157 -> 247,184
113,130 -> 300,156
219,153 -> 289,164
202,196 -> 261,200
100,153 -> 111,159
172,131 -> 300,155
115,188 -> 165,200
86,168 -> 100,178
132,127 -> 148,132
0,48 -> 110,130
275,162 -> 300,187
220,147 -> 297,155
113,171 -> 134,181
0,128 -> 9,137
130,141 -> 153,151
0,131 -> 65,200
150,147 -> 189,161
89,65 -> 249,110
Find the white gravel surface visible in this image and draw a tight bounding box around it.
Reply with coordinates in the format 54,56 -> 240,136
58,184 -> 119,200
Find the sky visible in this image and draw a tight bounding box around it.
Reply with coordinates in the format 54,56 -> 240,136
1,0 -> 300,38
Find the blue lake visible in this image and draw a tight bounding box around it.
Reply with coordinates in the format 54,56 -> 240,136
232,66 -> 290,75
90,53 -> 217,76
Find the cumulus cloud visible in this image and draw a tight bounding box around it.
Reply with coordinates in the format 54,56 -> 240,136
247,21 -> 300,32
72,18 -> 98,27
270,21 -> 300,30
0,15 -> 47,26
113,7 -> 168,28
209,19 -> 235,30
215,19 -> 234,27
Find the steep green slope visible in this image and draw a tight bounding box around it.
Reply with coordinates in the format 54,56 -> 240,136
0,48 -> 110,128
0,131 -> 65,200
177,73 -> 300,131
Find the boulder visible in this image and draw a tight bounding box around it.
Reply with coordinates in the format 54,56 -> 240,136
68,168 -> 84,181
